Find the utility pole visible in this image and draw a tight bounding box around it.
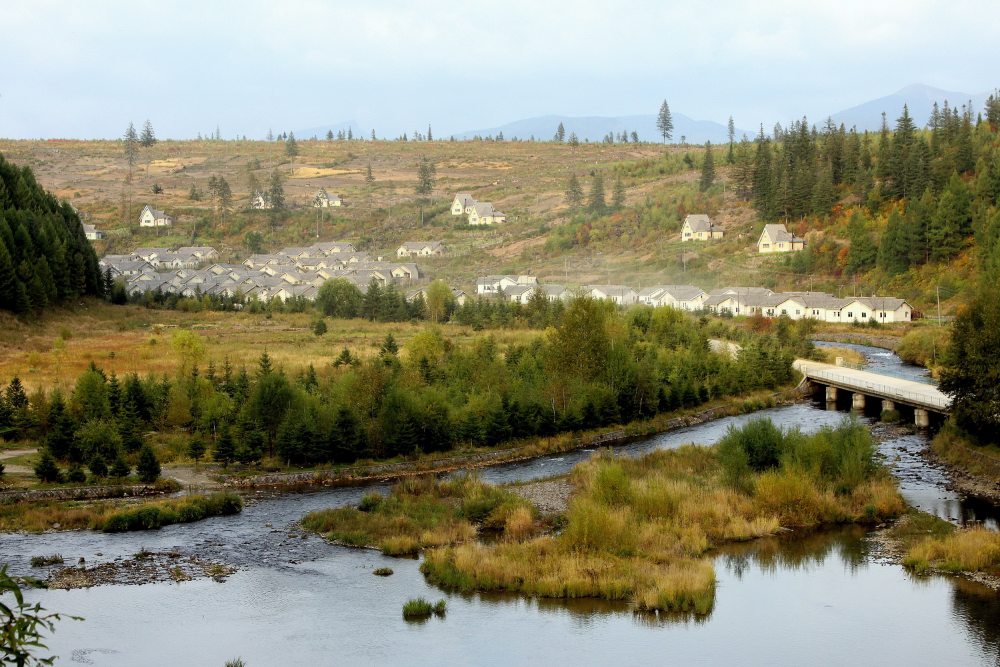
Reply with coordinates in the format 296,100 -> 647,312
936,284 -> 942,326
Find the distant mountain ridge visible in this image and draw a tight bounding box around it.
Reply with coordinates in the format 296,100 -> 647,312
829,84 -> 992,132
297,84 -> 996,145
454,113 -> 748,145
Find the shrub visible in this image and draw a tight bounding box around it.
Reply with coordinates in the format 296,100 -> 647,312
98,493 -> 243,532
402,598 -> 434,619
136,445 -> 161,484
30,554 -> 64,567
717,418 -> 785,490
34,450 -> 63,484
88,455 -> 108,479
373,567 -> 394,576
110,455 -> 131,478
66,463 -> 86,484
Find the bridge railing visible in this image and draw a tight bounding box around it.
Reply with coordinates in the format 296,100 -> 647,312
805,367 -> 951,411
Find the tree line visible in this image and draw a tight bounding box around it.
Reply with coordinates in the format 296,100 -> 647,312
1,300 -> 807,474
0,153 -> 104,314
732,94 -> 1000,276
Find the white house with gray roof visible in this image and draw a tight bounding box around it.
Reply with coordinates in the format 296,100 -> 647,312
586,285 -> 638,305
468,202 -> 506,225
138,204 -> 173,228
681,214 -> 723,242
397,241 -> 446,258
451,193 -> 477,215
757,224 -> 805,253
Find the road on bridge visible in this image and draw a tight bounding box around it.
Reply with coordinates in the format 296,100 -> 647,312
793,359 -> 950,412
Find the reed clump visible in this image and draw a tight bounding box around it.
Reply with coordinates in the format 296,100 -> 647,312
301,474 -> 535,556
96,492 -> 243,532
904,528 -> 1000,575
0,491 -> 242,533
423,418 -> 902,614
402,597 -> 446,620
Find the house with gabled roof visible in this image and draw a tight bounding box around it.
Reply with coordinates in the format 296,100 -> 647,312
468,202 -> 506,225
757,224 -> 805,253
586,285 -> 638,305
681,214 -> 723,242
176,246 -> 219,261
397,241 -> 446,258
83,223 -> 104,240
138,204 -> 173,228
313,189 -> 343,208
538,284 -> 571,302
309,241 -> 356,255
451,193 -> 477,215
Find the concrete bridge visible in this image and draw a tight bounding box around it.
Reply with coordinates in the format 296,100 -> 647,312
793,359 -> 950,428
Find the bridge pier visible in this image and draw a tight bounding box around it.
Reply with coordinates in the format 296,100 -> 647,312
852,392 -> 866,411
825,386 -> 838,402
915,408 -> 930,429
882,399 -> 895,412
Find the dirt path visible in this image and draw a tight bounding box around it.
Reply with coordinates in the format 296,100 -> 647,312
166,465 -> 223,490
0,448 -> 36,474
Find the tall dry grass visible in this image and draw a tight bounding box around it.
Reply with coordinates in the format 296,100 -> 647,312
301,474 -> 533,556
904,528 -> 1000,574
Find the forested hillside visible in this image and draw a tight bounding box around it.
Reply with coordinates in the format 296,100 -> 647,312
0,153 -> 103,313
735,94 -> 1000,281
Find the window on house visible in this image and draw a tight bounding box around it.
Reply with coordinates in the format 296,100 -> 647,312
847,312 -> 853,318
861,312 -> 867,318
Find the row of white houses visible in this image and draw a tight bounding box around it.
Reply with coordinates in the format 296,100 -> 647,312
472,277 -> 914,323
101,241 -> 425,303
451,193 -> 506,225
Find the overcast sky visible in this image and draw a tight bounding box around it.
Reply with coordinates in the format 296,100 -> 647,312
2,0 -> 999,139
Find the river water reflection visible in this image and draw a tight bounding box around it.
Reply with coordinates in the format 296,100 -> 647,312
6,345 -> 1000,666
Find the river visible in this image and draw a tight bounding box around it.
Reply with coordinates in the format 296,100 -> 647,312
3,344 -> 999,666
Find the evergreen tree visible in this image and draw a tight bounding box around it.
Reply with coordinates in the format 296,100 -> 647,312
267,169 -> 285,209
88,454 -> 108,479
214,425 -> 236,466
810,161 -> 836,215
612,177 -> 626,209
727,115 -> 736,164
139,120 -> 157,147
699,142 -> 716,192
554,122 -> 566,143
123,122 -> 139,172
927,175 -> 972,261
285,132 -> 299,157
845,213 -> 877,274
110,454 -> 131,478
187,437 -> 206,463
34,450 -> 62,483
940,280 -> 1000,442
656,100 -> 674,142
136,444 -> 161,483
326,130 -> 334,141
587,172 -> 606,214
877,209 -> 909,275
45,394 -> 76,460
565,174 -> 583,209
415,158 -> 436,196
